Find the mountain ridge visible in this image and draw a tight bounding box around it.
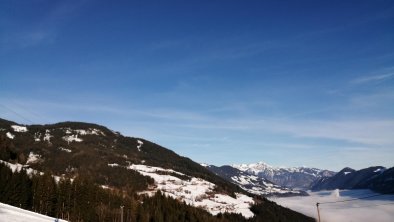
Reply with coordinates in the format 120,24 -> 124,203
231,161 -> 336,189
0,117 -> 314,221
311,166 -> 394,194
204,164 -> 308,197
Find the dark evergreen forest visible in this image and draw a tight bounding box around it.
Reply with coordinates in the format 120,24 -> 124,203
0,163 -> 314,222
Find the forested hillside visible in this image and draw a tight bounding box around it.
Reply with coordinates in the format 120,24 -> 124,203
0,118 -> 314,222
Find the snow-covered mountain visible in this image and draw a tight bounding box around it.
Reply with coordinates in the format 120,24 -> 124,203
204,165 -> 308,197
0,118 -> 315,221
311,166 -> 394,194
232,161 -> 336,189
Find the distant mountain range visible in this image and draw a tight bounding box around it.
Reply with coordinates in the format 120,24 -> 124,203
231,162 -> 336,190
311,166 -> 394,194
203,164 -> 308,197
204,161 -> 394,195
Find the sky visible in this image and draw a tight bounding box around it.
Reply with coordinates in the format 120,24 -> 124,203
0,0 -> 393,171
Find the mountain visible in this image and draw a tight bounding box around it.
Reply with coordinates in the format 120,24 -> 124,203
232,161 -> 336,190
355,167 -> 394,194
0,118 -> 314,222
204,164 -> 308,197
311,166 -> 394,194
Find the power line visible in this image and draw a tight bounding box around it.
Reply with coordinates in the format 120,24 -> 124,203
321,202 -> 394,209
318,193 -> 389,205
316,193 -> 394,222
0,104 -> 35,124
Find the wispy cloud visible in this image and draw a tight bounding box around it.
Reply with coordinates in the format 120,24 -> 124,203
0,1 -> 87,50
352,70 -> 394,84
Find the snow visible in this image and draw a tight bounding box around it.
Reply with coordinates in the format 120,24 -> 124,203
374,168 -> 383,173
62,135 -> 82,143
75,128 -> 104,135
43,130 -> 52,143
128,164 -> 255,218
108,163 -> 119,167
34,132 -> 41,141
62,128 -> 105,136
0,160 -> 40,175
6,132 -> 15,139
229,174 -> 301,196
344,171 -> 352,175
0,202 -> 68,222
64,128 -> 72,134
26,152 -> 41,164
137,140 -> 143,152
0,160 -> 71,184
232,161 -> 328,178
11,125 -> 28,132
58,147 -> 72,153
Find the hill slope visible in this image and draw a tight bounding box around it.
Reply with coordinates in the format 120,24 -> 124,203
0,118 -> 314,222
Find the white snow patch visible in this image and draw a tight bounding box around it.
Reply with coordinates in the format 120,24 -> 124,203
128,164 -> 254,218
64,128 -> 72,134
137,140 -> 143,151
75,128 -> 105,136
374,168 -> 383,173
62,134 -> 83,143
108,163 -> 119,167
6,132 -> 15,139
43,130 -> 52,143
26,152 -> 41,164
344,171 -> 352,175
11,125 -> 28,132
0,202 -> 68,222
58,147 -> 72,153
0,160 -> 71,185
34,132 -> 41,141
0,160 -> 40,175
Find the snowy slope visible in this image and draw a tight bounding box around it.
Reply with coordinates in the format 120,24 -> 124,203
233,161 -> 335,189
125,164 -> 255,218
0,203 -> 67,222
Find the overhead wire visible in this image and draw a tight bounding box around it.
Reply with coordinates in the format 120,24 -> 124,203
318,193 -> 392,205
0,104 -> 35,124
321,201 -> 394,209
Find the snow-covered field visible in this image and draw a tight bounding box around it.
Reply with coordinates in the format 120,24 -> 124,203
128,164 -> 255,218
271,189 -> 394,222
0,203 -> 67,222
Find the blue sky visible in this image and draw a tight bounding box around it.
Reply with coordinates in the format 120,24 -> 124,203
1,0 -> 393,170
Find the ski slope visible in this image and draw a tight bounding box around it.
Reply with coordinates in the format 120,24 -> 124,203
0,203 -> 67,222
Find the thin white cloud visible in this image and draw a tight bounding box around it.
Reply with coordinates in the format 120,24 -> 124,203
352,73 -> 394,84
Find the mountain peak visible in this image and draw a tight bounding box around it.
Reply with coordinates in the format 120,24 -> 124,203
231,161 -> 336,189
